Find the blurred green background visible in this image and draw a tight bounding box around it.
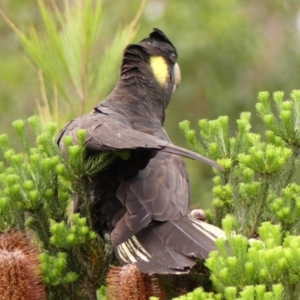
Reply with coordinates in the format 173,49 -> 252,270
1,0 -> 300,208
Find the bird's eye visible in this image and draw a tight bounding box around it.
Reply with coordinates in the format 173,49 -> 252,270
170,52 -> 177,63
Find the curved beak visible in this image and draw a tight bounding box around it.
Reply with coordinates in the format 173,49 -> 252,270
172,63 -> 181,93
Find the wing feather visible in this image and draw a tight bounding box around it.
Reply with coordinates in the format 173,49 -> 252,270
57,112 -> 223,170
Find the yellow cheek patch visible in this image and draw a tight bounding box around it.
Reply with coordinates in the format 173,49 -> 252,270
150,56 -> 169,88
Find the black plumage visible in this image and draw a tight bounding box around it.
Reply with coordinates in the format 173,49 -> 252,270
57,28 -> 224,274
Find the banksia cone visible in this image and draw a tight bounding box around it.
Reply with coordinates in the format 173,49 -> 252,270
0,231 -> 46,300
106,264 -> 167,300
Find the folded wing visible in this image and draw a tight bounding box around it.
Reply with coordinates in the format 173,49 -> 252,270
57,113 -> 223,170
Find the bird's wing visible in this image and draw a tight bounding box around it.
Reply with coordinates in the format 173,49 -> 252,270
57,113 -> 167,153
57,113 -> 223,170
111,152 -> 191,246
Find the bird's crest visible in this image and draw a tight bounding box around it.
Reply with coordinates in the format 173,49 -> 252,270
147,28 -> 175,49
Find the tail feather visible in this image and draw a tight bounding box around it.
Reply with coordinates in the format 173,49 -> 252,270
115,234 -> 189,274
156,218 -> 225,258
115,217 -> 225,274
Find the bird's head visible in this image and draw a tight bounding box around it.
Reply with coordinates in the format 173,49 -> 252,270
121,28 -> 181,95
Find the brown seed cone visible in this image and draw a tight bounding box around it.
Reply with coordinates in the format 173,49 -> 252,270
107,264 -> 168,300
0,231 -> 46,300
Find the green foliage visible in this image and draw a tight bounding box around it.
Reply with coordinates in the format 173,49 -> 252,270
180,91 -> 300,236
0,115 -> 113,299
56,130 -> 114,179
39,252 -> 78,286
0,0 -> 142,126
179,90 -> 300,299
173,284 -> 283,300
173,220 -> 300,299
96,286 -> 108,300
50,214 -> 97,249
206,218 -> 300,299
173,287 -> 222,300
